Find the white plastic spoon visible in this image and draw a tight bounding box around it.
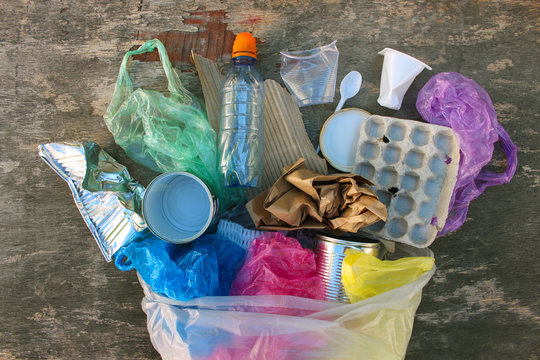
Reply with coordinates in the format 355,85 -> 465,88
335,71 -> 362,112
317,70 -> 364,155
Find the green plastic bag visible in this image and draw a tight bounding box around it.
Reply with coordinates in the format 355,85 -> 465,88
104,39 -> 243,211
341,249 -> 435,303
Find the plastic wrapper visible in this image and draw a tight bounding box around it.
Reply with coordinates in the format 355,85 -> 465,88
140,243 -> 436,360
39,141 -> 146,262
416,72 -> 518,235
280,41 -> 339,107
115,233 -> 245,300
230,232 -> 324,299
103,39 -> 243,211
341,250 -> 434,303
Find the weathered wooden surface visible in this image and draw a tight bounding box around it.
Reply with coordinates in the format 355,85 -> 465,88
1,1 -> 538,359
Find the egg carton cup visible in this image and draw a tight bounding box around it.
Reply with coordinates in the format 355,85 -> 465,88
352,115 -> 460,247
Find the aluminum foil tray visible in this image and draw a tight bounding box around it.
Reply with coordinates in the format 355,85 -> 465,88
39,141 -> 147,262
352,115 -> 460,247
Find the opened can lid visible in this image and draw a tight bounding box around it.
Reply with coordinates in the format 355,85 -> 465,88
320,108 -> 371,172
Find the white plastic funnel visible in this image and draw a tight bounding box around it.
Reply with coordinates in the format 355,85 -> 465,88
377,48 -> 431,110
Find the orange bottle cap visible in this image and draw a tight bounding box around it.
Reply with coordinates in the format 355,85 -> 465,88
232,32 -> 257,59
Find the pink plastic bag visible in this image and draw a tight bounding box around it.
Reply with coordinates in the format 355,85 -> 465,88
416,72 -> 518,235
211,232 -> 327,360
230,232 -> 324,300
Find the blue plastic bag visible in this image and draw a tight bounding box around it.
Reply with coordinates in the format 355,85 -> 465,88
114,232 -> 246,301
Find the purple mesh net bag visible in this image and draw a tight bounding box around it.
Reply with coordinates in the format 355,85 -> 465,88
416,72 -> 518,236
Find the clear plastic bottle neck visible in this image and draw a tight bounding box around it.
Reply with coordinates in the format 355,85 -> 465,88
232,56 -> 257,66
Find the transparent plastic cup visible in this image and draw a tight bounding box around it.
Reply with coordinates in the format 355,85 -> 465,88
280,40 -> 339,107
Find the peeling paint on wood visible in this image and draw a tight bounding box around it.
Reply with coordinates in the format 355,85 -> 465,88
132,10 -> 237,64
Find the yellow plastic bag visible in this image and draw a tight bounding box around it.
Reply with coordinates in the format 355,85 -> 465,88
342,249 -> 435,303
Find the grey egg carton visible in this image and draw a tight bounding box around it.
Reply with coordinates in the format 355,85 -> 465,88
353,115 -> 460,247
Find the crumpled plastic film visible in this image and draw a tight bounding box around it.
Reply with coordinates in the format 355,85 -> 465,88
115,233 -> 246,300
416,72 -> 518,235
230,232 -> 324,300
103,39 -> 243,211
341,250 -> 434,303
140,243 -> 436,360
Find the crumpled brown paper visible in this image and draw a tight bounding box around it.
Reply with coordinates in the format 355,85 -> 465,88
246,159 -> 388,232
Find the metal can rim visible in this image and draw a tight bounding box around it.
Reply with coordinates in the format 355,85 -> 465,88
142,171 -> 216,244
315,233 -> 381,249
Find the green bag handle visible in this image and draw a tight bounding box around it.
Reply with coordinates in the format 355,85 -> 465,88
106,39 -> 198,118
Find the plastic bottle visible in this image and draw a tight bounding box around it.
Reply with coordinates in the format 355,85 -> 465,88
217,32 -> 264,188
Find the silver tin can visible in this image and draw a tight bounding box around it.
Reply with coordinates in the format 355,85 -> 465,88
142,172 -> 218,244
314,233 -> 383,302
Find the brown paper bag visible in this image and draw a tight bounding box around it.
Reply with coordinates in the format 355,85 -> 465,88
247,159 -> 387,232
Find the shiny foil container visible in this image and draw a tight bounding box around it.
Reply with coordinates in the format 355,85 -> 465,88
314,233 -> 384,302
39,141 -> 147,262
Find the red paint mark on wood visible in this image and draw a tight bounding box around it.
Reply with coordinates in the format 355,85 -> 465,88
131,10 -> 240,64
238,15 -> 263,26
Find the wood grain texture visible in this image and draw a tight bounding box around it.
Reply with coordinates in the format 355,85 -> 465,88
0,0 -> 538,359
